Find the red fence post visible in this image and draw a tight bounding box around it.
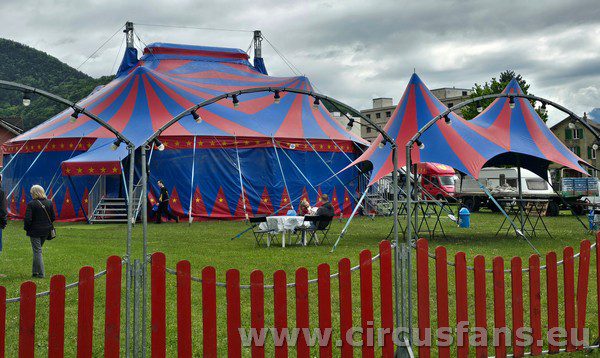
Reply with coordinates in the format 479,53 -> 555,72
273,270 -> 288,358
576,240 -> 591,350
202,266 -> 217,357
0,286 -> 4,358
338,258 -> 353,358
48,275 -> 66,358
151,253 -> 166,358
251,270 -> 265,358
563,246 -> 575,352
415,239 -> 430,358
295,268 -> 309,358
473,255 -> 487,357
318,264 -> 332,358
104,256 -> 122,358
511,257 -> 524,358
434,246 -> 449,358
528,255 -> 542,356
546,252 -> 559,354
227,269 -> 242,358
455,252 -> 469,358
176,260 -> 192,358
77,266 -> 94,358
379,241 -> 394,358
359,249 -> 375,358
492,257 -> 507,358
18,281 -> 36,358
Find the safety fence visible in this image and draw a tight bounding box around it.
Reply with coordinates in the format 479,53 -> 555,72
415,236 -> 600,357
0,256 -> 122,357
150,240 -> 395,357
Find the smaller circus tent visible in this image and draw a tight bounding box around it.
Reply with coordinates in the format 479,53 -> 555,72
3,43 -> 367,221
348,74 -> 588,186
349,73 -> 506,185
467,79 -> 588,179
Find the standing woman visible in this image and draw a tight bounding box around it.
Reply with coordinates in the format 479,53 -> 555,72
24,185 -> 55,278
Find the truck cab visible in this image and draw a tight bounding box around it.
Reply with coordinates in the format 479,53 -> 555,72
417,162 -> 456,200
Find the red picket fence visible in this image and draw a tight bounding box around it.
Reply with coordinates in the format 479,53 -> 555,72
415,236 -> 600,357
0,255 -> 122,358
150,240 -> 395,357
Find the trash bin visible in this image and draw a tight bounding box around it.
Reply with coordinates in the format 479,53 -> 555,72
459,207 -> 470,228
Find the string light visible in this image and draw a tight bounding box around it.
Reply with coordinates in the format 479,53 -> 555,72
232,94 -> 239,108
476,101 -> 483,113
444,114 -> 451,125
312,97 -> 320,110
191,109 -> 202,123
111,138 -> 122,151
70,108 -> 81,123
378,138 -> 387,149
346,119 -> 354,131
22,92 -> 31,107
416,139 -> 425,149
509,96 -> 515,109
154,138 -> 165,151
273,90 -> 281,104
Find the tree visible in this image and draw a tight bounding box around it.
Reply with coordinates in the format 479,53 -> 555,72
461,70 -> 548,122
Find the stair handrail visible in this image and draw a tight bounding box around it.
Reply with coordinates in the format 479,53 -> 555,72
88,176 -> 106,221
132,176 -> 145,222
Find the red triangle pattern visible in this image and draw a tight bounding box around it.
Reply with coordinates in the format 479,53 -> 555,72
168,187 -> 183,217
210,187 -> 231,219
59,187 -> 76,219
277,187 -> 292,215
315,186 -> 324,207
342,189 -> 353,217
331,187 -> 341,216
19,188 -> 27,217
79,187 -> 89,218
256,187 -> 273,215
190,186 -> 208,220
233,187 -> 253,220
301,187 -> 310,207
9,192 -> 17,217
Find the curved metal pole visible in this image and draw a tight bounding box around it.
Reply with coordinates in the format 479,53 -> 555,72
140,86 -> 406,353
0,79 -> 136,357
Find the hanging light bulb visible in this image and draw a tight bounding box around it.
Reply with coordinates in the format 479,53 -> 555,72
444,114 -> 451,125
191,109 -> 202,123
22,92 -> 31,107
111,138 -> 123,151
69,108 -> 81,123
154,138 -> 165,151
509,96 -> 515,109
593,142 -> 599,151
476,101 -> 483,113
273,90 -> 281,104
378,138 -> 387,149
232,94 -> 239,108
416,139 -> 425,149
568,118 -> 576,129
346,119 -> 354,131
312,97 -> 320,110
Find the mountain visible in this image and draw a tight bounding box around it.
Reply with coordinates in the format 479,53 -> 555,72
0,38 -> 113,130
588,108 -> 600,123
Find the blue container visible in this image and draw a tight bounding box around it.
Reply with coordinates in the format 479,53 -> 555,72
459,207 -> 470,228
589,209 -> 596,230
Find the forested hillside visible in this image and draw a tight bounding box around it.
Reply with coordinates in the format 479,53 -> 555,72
0,38 -> 112,130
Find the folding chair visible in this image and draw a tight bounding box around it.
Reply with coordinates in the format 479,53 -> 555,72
296,215 -> 333,245
249,216 -> 274,246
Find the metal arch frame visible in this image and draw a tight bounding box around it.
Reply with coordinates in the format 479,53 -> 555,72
404,91 -> 596,244
0,79 -> 138,357
140,86 -> 412,356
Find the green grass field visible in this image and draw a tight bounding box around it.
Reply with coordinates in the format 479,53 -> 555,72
0,209 -> 597,356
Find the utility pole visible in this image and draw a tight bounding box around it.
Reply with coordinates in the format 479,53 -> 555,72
125,21 -> 135,49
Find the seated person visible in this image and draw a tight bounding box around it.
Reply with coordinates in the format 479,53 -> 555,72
298,199 -> 311,216
312,194 -> 334,229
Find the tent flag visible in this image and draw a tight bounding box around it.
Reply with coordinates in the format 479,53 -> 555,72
347,73 -> 505,185
467,79 -> 588,178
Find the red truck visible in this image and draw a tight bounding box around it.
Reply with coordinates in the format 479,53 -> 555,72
417,162 -> 456,200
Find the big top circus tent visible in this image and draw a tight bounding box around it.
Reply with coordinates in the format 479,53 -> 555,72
2,42 -> 367,221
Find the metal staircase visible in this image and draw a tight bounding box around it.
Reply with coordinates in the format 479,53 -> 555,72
365,177 -> 395,216
87,176 -> 143,224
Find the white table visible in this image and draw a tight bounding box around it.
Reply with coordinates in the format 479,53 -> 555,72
259,215 -> 308,247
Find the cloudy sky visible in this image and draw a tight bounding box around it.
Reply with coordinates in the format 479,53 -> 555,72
1,0 -> 599,124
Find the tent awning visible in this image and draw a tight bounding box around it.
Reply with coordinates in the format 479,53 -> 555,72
61,138 -> 127,176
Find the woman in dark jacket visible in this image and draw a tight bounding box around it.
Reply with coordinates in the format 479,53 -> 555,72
24,185 -> 55,278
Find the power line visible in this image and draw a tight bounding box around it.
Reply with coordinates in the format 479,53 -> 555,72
133,22 -> 253,33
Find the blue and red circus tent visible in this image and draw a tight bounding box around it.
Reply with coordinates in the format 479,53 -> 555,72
349,74 -> 587,185
2,43 -> 367,221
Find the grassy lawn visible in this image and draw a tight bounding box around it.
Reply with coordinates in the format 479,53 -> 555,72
0,208 -> 597,356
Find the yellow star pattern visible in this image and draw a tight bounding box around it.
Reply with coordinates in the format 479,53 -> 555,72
77,168 -> 83,174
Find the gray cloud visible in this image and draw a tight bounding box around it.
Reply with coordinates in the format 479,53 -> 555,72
0,0 -> 599,124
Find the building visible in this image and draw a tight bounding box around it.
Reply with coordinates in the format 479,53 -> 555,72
330,112 -> 362,138
550,113 -> 599,177
0,117 -> 22,166
360,88 -> 472,142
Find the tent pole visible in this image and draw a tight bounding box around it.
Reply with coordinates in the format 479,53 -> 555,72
330,188 -> 368,252
401,143 -> 413,355
120,162 -> 128,204
140,145 -> 149,357
188,136 -> 197,225
234,135 -> 250,221
125,145 -> 135,358
304,139 -> 358,202
517,165 -> 525,233
271,137 -> 293,212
